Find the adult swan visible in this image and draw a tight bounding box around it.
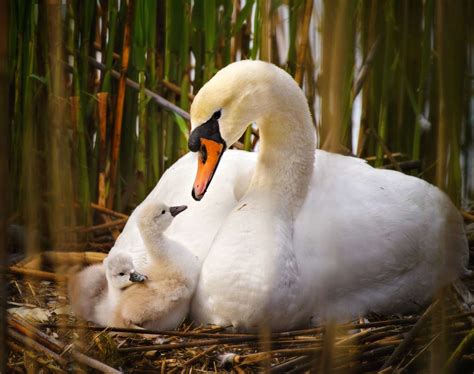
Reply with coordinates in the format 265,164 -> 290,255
187,60 -> 469,332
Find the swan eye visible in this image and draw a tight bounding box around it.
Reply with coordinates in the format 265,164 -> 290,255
211,110 -> 221,121
161,210 -> 166,215
119,272 -> 125,276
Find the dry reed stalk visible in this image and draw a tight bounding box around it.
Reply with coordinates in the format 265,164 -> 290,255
41,251 -> 106,266
353,33 -> 383,98
96,92 -> 108,207
294,0 -> 313,86
118,335 -> 264,353
9,266 -> 67,282
162,80 -> 195,101
87,56 -> 191,120
9,316 -> 121,373
107,0 -> 133,209
381,299 -> 439,370
90,203 -> 129,219
461,210 -> 474,222
76,218 -> 128,233
7,328 -> 69,368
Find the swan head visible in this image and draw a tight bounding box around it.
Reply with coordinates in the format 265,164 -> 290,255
137,202 -> 188,235
188,60 -> 306,200
103,253 -> 147,290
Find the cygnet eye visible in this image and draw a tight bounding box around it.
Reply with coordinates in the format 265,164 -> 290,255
119,272 -> 125,276
161,210 -> 166,215
212,110 -> 221,121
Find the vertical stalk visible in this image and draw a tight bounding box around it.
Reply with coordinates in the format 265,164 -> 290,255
133,0 -> 148,202
204,0 -> 217,80
97,92 -> 108,207
251,0 -> 261,59
320,0 -> 355,152
147,1 -> 160,190
294,0 -> 313,86
259,0 -> 271,61
101,0 -> 118,93
0,0 -> 9,369
375,0 -> 395,167
68,3 -> 91,224
412,0 -> 434,161
434,0 -> 465,204
107,0 -> 133,209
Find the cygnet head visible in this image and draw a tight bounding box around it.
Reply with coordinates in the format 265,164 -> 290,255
103,252 -> 146,290
137,202 -> 188,235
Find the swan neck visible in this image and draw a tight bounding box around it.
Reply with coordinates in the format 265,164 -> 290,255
249,114 -> 315,217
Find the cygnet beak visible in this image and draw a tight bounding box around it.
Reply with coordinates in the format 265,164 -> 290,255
169,205 -> 188,217
129,270 -> 147,283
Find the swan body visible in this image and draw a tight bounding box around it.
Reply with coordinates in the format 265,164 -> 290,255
68,252 -> 144,326
114,203 -> 200,330
186,60 -> 469,331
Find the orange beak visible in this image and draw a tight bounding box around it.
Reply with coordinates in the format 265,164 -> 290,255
192,139 -> 225,200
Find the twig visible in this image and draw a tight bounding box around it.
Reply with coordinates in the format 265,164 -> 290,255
269,356 -> 311,373
39,323 -> 250,338
380,160 -> 421,171
8,340 -> 67,373
91,203 -> 129,219
118,336 -> 263,353
444,329 -> 474,372
353,34 -> 383,98
162,80 -> 195,101
8,328 -> 69,367
9,316 -> 121,373
99,214 -> 122,240
381,300 -> 439,370
365,152 -> 405,161
369,127 -> 402,172
88,57 -> 190,121
397,332 -> 440,372
182,345 -> 218,366
77,218 -> 127,233
9,266 -> 67,282
461,210 -> 474,222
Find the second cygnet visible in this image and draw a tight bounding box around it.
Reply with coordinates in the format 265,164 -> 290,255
68,252 -> 146,326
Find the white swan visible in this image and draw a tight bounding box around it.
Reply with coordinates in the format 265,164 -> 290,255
68,252 -> 145,326
186,60 -> 469,331
109,150 -> 255,270
114,203 -> 199,330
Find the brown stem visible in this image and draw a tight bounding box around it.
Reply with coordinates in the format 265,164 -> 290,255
107,0 -> 134,208
294,0 -> 314,86
9,316 -> 121,373
90,203 -> 129,219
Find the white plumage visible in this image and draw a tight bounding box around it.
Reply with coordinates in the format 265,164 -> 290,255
106,60 -> 468,333
187,60 -> 468,331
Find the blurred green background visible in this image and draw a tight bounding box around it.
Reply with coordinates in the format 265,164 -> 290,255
6,0 -> 474,245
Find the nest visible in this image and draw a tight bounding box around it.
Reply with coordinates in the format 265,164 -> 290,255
6,214 -> 474,373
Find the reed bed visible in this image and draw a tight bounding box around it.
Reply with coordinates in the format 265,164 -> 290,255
4,0 -> 474,372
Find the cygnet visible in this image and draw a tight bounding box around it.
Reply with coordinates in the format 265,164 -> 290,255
68,252 -> 146,326
114,203 -> 199,330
